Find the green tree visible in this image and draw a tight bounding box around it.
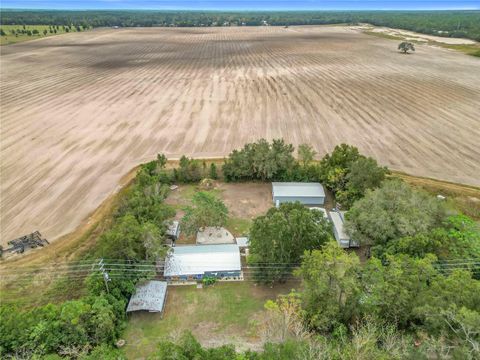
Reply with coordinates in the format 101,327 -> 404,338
118,182 -> 174,224
181,192 -> 228,236
415,269 -> 480,335
297,144 -> 316,167
149,331 -> 237,360
263,291 -> 307,342
379,214 -> 480,261
141,222 -> 168,260
443,214 -> 480,259
176,156 -> 202,183
398,42 -> 415,54
87,296 -> 117,345
209,163 -> 218,179
438,307 -> 480,356
336,157 -> 388,208
98,214 -> 149,261
319,145 -> 387,208
80,344 -> 125,360
297,242 -> 360,332
253,139 -> 295,181
222,139 -> 295,181
319,144 -> 361,192
249,203 -> 332,283
345,180 -> 445,248
361,254 -> 437,328
156,153 -> 167,169
380,229 -> 447,260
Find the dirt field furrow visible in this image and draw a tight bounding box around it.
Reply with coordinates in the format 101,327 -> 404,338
1,26 -> 479,245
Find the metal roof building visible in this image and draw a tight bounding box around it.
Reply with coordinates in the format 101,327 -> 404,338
164,244 -> 241,280
329,211 -> 359,248
126,281 -> 168,313
272,182 -> 325,206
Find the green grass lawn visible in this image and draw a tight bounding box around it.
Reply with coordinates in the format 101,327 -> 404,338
122,281 -> 296,359
0,266 -> 89,308
226,217 -> 252,236
441,43 -> 480,57
363,30 -> 404,41
0,25 -> 86,45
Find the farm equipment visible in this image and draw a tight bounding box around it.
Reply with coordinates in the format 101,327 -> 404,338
1,231 -> 49,257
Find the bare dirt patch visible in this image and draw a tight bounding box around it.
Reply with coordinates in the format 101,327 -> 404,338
217,182 -> 272,220
1,26 -> 479,246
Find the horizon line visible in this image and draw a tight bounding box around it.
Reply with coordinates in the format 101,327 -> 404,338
2,7 -> 480,11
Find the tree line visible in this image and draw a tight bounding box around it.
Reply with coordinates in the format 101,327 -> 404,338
223,140 -> 388,208
1,10 -> 479,41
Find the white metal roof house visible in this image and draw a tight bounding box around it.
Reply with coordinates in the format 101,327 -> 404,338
126,280 -> 168,314
163,244 -> 241,280
329,211 -> 359,248
272,182 -> 325,207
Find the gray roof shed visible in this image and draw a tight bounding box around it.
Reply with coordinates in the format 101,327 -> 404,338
236,237 -> 249,247
272,182 -> 325,206
126,280 -> 168,313
329,211 -> 359,248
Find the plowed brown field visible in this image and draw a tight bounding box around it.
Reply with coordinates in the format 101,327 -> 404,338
1,26 -> 479,245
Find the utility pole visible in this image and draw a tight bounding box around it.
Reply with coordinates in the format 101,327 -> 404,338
98,258 -> 111,293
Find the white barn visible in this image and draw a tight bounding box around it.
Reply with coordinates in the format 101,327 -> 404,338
272,182 -> 325,207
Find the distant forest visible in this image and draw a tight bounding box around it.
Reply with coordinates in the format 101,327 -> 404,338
1,10 -> 480,41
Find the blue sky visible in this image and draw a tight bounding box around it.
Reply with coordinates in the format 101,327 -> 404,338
1,1 -> 479,10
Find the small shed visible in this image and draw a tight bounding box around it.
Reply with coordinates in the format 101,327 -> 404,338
166,221 -> 181,241
126,281 -> 168,314
164,244 -> 241,281
272,182 -> 325,207
235,237 -> 249,248
329,211 -> 359,248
